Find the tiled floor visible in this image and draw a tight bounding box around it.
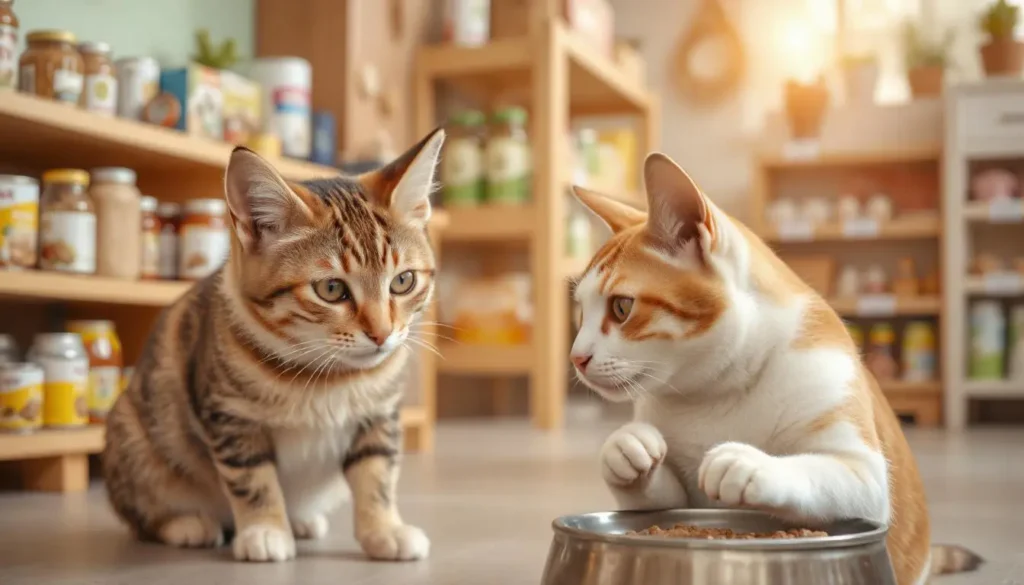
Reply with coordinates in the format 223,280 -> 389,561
0,412 -> 1021,584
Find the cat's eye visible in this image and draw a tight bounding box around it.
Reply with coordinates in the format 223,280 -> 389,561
314,279 -> 350,303
610,296 -> 634,323
390,271 -> 416,295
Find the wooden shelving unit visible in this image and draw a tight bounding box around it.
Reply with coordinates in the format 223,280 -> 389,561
416,17 -> 658,429
754,146 -> 945,427
0,94 -> 446,491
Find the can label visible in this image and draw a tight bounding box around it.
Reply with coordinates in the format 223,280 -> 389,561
83,74 -> 117,116
40,211 -> 97,274
0,366 -> 43,433
0,24 -> 17,90
179,225 -> 229,280
38,357 -> 89,427
0,179 -> 40,270
88,365 -> 121,422
271,86 -> 311,158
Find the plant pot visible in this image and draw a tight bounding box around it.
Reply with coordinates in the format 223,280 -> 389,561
981,38 -> 1024,76
907,66 -> 945,98
784,80 -> 829,140
843,63 -> 878,105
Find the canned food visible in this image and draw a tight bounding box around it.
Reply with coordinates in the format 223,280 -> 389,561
66,320 -> 122,423
28,333 -> 88,428
0,174 -> 40,270
0,363 -> 43,433
0,334 -> 17,365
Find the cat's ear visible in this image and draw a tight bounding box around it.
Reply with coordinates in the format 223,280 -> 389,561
224,147 -> 317,252
643,153 -> 717,254
362,128 -> 445,228
572,186 -> 646,233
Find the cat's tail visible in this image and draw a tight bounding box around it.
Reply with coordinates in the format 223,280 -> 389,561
930,544 -> 983,575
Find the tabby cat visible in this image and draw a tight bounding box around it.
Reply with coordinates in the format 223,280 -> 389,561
570,153 -> 981,585
102,129 -> 445,563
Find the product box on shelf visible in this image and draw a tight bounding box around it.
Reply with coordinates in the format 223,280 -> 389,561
490,0 -> 614,55
160,64 -> 224,141
221,70 -> 261,146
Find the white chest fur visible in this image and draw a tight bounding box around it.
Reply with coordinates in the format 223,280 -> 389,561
273,424 -> 355,518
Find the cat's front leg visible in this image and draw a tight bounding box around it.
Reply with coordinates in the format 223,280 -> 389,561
602,422 -> 689,510
203,408 -> 295,562
698,442 -> 888,525
343,409 -> 428,561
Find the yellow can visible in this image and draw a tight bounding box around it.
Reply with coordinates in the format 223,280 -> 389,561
0,175 -> 40,270
28,333 -> 89,428
0,363 -> 44,433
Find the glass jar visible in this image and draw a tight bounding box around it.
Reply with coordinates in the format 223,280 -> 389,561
485,106 -> 530,205
28,333 -> 88,428
156,202 -> 180,280
66,320 -> 122,424
0,0 -> 19,91
91,167 -> 141,280
179,199 -> 229,281
139,195 -> 160,280
441,110 -> 486,208
78,41 -> 116,116
19,30 -> 83,103
39,169 -> 95,274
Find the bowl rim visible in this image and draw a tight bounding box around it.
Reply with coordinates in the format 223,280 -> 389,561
551,509 -> 889,551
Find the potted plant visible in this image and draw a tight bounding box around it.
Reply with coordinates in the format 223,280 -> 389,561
979,0 -> 1024,76
841,53 -> 879,105
903,22 -> 953,98
784,76 -> 829,140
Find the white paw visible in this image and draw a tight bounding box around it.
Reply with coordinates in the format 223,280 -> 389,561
601,422 -> 667,487
233,523 -> 296,562
698,442 -> 790,510
358,524 -> 430,561
292,515 -> 329,540
159,515 -> 223,548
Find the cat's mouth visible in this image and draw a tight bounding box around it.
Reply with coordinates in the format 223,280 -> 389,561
574,371 -> 637,403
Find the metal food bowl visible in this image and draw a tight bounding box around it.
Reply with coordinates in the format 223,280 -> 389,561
541,509 -> 895,585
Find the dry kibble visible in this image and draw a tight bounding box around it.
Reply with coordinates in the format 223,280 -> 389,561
628,523 -> 828,540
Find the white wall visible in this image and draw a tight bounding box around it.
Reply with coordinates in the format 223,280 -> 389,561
15,0 -> 254,67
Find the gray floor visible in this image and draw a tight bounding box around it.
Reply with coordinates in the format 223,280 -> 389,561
0,410 -> 1021,584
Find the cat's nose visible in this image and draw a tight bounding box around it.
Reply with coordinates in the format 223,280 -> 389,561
365,331 -> 390,347
571,354 -> 593,372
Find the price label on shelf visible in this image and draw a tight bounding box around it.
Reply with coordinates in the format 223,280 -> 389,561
776,219 -> 814,242
842,218 -> 880,239
983,271 -> 1024,295
856,294 -> 897,317
782,140 -> 821,161
987,199 -> 1024,223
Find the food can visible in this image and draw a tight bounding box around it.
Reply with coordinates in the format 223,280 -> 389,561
0,175 -> 40,270
28,333 -> 89,428
66,320 -> 122,423
0,333 -> 17,365
247,57 -> 312,159
0,363 -> 43,433
115,56 -> 159,120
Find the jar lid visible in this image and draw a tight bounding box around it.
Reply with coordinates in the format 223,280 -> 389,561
42,169 -> 90,187
0,175 -> 38,186
78,41 -> 112,55
157,201 -> 181,217
91,167 -> 137,185
492,106 -> 527,125
26,30 -> 77,44
184,198 -> 227,216
67,320 -> 115,334
140,196 -> 158,212
450,110 -> 485,127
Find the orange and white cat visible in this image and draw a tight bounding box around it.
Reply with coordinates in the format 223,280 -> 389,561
570,153 -> 980,585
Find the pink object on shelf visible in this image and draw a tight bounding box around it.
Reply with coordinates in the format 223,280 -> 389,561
971,169 -> 1020,202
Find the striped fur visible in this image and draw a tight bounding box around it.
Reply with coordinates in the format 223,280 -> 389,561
102,129 -> 445,562
572,153 -> 981,584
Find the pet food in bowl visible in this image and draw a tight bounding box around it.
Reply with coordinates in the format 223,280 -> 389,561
630,523 -> 828,540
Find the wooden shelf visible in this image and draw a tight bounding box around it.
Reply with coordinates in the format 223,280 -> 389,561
763,215 -> 941,243
0,270 -> 191,307
759,146 -> 940,170
0,426 -> 105,462
441,204 -> 535,242
828,295 -> 941,317
963,200 -> 1024,223
416,23 -> 652,115
0,92 -> 336,183
879,380 -> 941,395
438,341 -> 533,375
964,379 -> 1024,398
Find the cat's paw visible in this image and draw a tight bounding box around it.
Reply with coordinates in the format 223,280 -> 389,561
159,514 -> 223,548
601,422 -> 667,487
698,442 -> 789,510
291,514 -> 329,540
233,523 -> 296,562
358,524 -> 430,561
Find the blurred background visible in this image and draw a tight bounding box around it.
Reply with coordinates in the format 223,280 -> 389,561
0,0 -> 1022,582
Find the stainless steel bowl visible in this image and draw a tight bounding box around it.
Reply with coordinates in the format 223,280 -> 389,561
541,509 -> 895,585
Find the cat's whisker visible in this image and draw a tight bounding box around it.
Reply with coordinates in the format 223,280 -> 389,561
404,337 -> 444,360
